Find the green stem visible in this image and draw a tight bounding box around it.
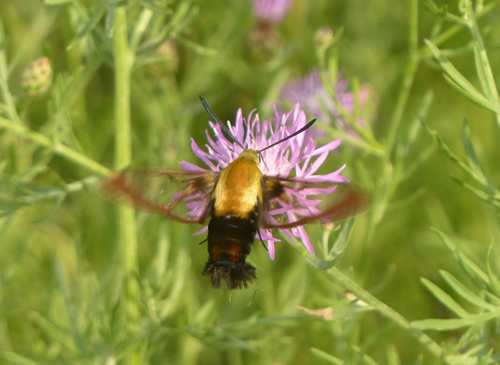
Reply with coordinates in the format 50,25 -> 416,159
0,19 -> 20,123
327,267 -> 445,361
18,176 -> 100,204
113,5 -> 139,290
360,0 -> 419,281
385,0 -> 419,153
0,116 -> 110,176
114,11 -> 133,171
466,7 -> 500,129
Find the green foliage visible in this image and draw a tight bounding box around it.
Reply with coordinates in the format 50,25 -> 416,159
0,0 -> 499,364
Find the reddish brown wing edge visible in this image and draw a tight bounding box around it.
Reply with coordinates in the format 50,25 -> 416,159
261,176 -> 368,229
101,168 -> 218,224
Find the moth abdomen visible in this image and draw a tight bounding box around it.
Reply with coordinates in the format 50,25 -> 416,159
204,213 -> 259,289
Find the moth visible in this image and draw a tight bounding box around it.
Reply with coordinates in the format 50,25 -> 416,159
102,97 -> 364,289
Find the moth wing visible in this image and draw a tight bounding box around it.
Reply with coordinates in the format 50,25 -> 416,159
101,168 -> 218,224
261,176 -> 366,229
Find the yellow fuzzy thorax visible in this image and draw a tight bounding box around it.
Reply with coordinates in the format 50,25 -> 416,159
213,150 -> 263,218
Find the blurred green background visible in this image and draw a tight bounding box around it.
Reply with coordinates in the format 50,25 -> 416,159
0,0 -> 499,364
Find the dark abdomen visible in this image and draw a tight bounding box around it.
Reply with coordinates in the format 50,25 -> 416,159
203,212 -> 259,289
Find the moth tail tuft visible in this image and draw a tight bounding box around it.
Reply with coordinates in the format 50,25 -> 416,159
203,261 -> 257,290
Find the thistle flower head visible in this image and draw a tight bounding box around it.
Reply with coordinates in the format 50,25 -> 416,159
281,69 -> 371,135
252,0 -> 292,24
180,104 -> 347,259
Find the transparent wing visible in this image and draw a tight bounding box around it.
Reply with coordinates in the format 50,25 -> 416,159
101,168 -> 219,224
261,176 -> 367,229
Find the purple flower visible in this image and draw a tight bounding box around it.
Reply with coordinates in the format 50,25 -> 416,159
179,104 -> 348,260
281,70 -> 370,135
252,0 -> 292,24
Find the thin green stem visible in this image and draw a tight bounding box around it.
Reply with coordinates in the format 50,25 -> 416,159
360,0 -> 419,280
114,11 -> 133,171
324,127 -> 385,157
0,19 -> 21,123
467,7 -> 500,128
130,8 -> 153,51
0,116 -> 110,176
385,0 -> 419,153
327,267 -> 445,361
113,5 -> 139,294
18,176 -> 100,204
423,1 -> 496,52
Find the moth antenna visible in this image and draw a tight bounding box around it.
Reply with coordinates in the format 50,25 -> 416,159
257,151 -> 270,172
258,118 -> 317,153
199,96 -> 245,151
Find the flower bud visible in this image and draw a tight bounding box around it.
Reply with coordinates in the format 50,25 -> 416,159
21,57 -> 53,96
314,26 -> 334,47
